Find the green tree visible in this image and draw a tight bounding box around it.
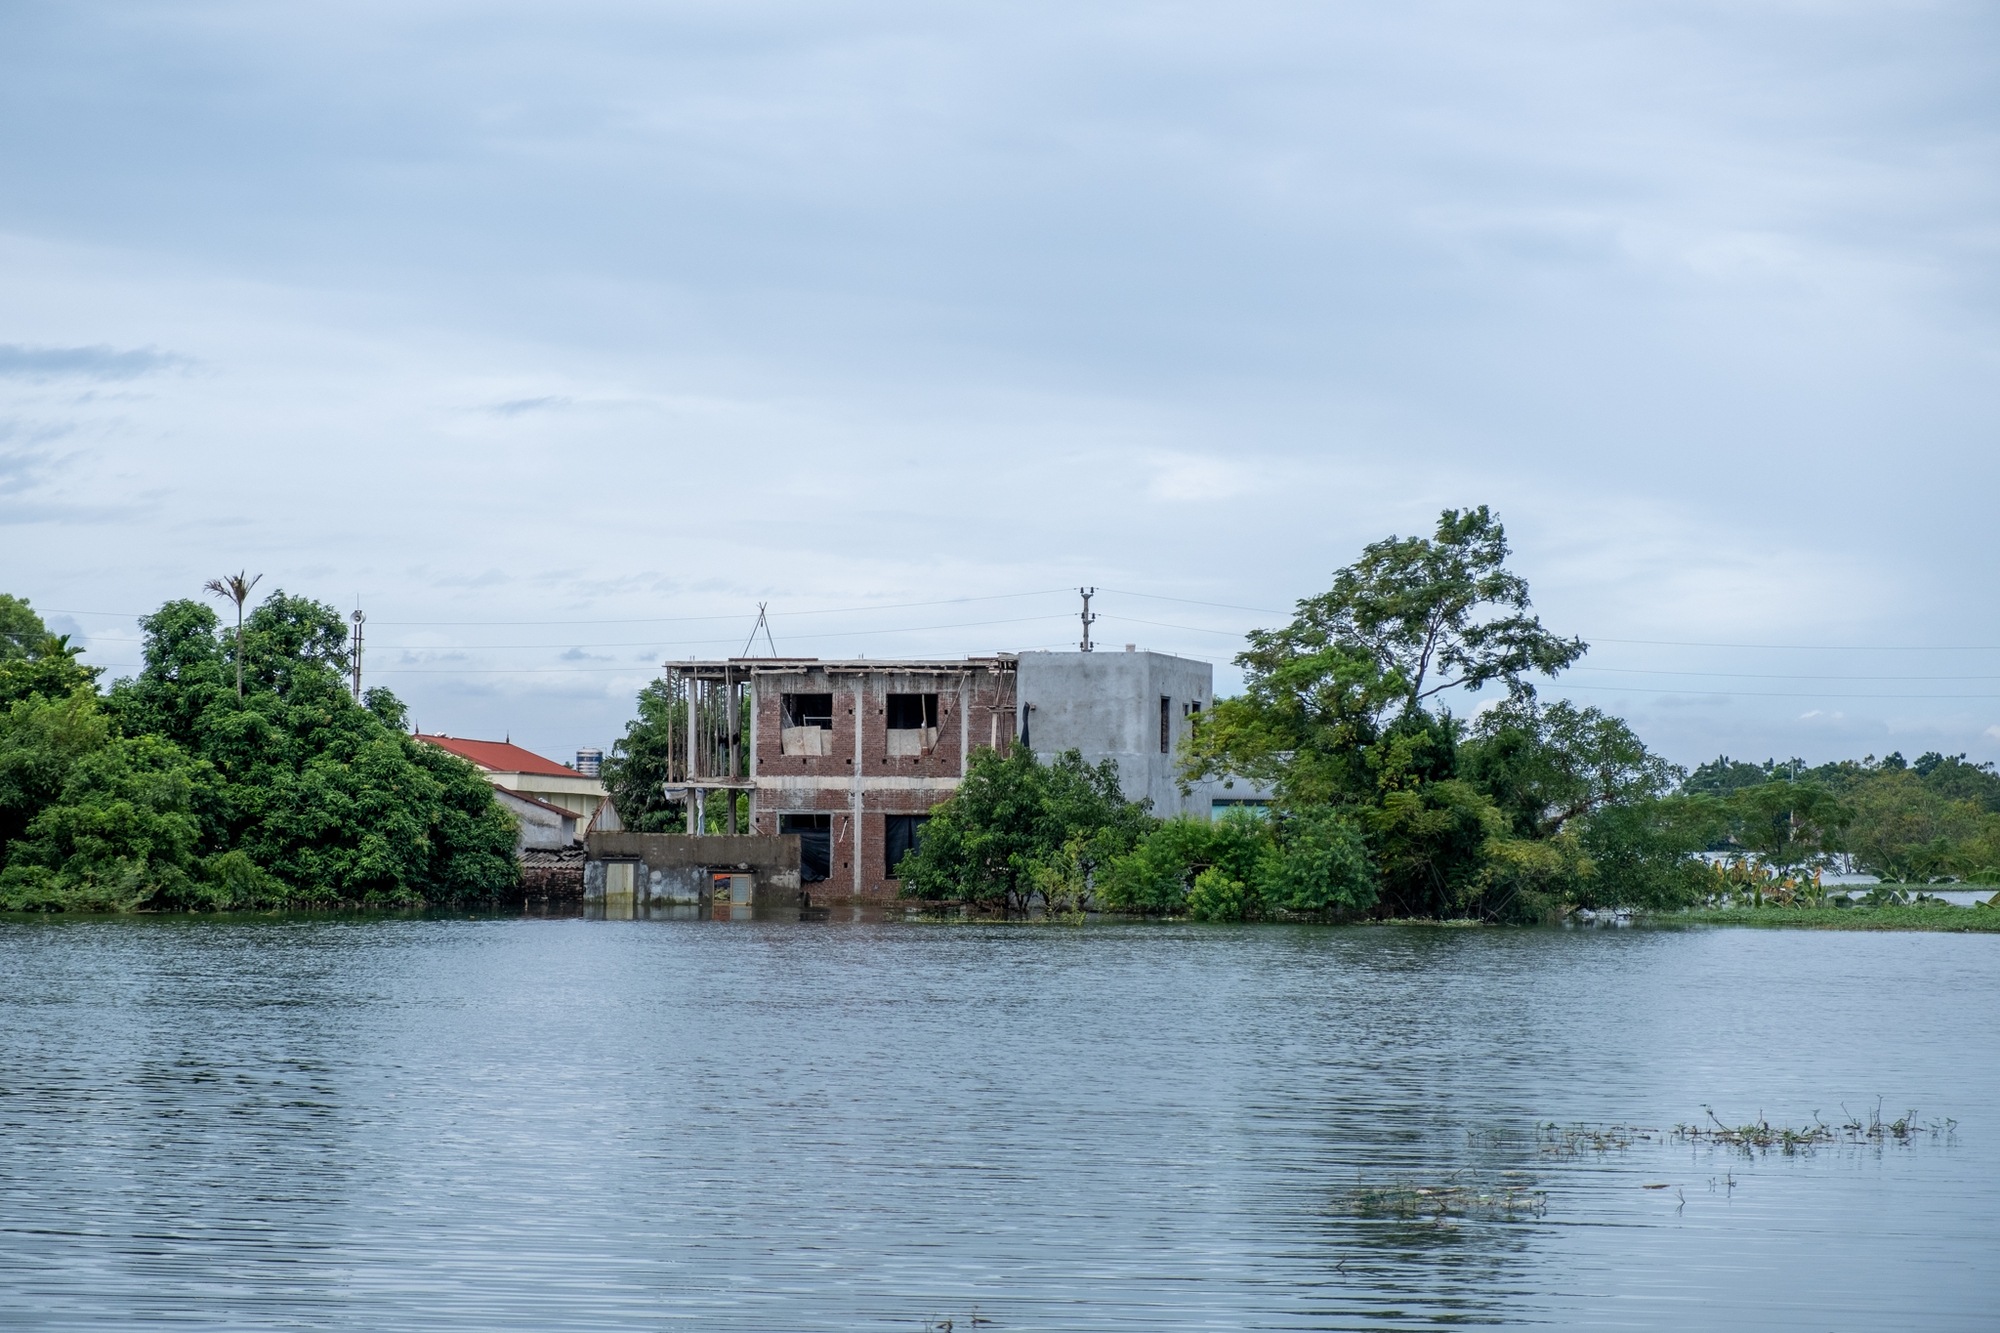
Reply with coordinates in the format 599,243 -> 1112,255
1462,698 -> 1679,840
0,594 -> 48,660
1573,795 -> 1722,909
1683,755 -> 1788,797
1362,768 -> 1511,917
1841,770 -> 1984,882
1912,753 -> 2000,812
1183,509 -> 1583,808
1253,805 -> 1377,915
602,678 -> 690,833
1279,505 -> 1585,711
1724,781 -> 1851,873
1099,810 -> 1268,913
202,571 -> 262,702
0,689 -> 113,850
98,593 -> 519,908
898,745 -> 1152,912
0,732 -> 208,912
0,595 -> 104,707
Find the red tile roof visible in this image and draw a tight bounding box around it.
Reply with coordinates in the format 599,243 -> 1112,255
415,734 -> 582,779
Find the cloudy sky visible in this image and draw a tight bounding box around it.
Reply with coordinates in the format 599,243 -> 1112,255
2,1 -> 1996,769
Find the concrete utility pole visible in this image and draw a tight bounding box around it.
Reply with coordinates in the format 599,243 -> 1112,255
1078,587 -> 1097,652
350,607 -> 365,700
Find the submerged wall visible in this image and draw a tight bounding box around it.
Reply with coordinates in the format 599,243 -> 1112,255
582,832 -> 803,916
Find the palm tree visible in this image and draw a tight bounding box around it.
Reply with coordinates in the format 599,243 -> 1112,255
203,571 -> 262,701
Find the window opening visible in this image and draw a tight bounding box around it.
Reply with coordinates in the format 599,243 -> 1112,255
780,813 -> 832,882
781,692 -> 835,757
884,814 -> 931,877
885,693 -> 938,729
885,692 -> 940,757
1160,696 -> 1171,754
782,693 -> 834,728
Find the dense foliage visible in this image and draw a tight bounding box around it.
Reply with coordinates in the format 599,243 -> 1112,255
897,744 -> 1153,913
1168,507 -> 1684,921
1686,750 -> 2000,883
896,505 -> 1989,922
601,678 -> 689,833
0,592 -> 519,912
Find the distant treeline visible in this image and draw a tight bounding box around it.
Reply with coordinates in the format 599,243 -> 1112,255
1684,750 -> 2000,884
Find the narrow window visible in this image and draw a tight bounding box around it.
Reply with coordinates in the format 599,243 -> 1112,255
884,814 -> 930,877
780,813 -> 832,882
781,693 -> 835,756
1161,696 -> 1171,754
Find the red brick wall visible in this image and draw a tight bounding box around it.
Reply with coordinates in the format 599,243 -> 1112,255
748,664 -> 1017,899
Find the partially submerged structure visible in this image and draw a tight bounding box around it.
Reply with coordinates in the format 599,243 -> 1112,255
581,832 -> 804,920
645,648 -> 1259,903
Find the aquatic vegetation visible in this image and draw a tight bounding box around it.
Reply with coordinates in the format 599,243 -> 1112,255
1673,903 -> 2000,932
1336,1171 -> 1547,1221
1674,1103 -> 1952,1153
1462,1103 -> 1957,1165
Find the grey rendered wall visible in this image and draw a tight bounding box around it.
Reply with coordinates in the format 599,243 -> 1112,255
1016,651 -> 1217,819
582,833 -> 803,908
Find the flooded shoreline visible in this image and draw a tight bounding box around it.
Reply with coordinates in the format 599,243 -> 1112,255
2,918 -> 1995,1329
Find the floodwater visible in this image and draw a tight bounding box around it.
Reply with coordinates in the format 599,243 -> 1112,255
1,916 -> 1995,1331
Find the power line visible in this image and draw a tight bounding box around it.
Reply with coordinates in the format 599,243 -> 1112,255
72,613 -> 1075,651
1098,587 -> 1291,615
1589,637 -> 2000,652
1556,683 -> 2000,700
38,588 -> 1076,627
1576,666 -> 2000,682
50,586 -> 2000,657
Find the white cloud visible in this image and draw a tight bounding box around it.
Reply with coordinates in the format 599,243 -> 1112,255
1,1 -> 1995,762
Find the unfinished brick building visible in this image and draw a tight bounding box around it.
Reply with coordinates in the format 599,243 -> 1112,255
660,657 -> 1019,902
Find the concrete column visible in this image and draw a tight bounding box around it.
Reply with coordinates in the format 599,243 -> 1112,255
852,674 -> 865,899
747,669 -> 759,833
959,670 -> 969,775
685,672 -> 697,785
726,671 -> 739,835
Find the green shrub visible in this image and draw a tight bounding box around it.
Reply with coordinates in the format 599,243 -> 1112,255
1187,866 -> 1253,922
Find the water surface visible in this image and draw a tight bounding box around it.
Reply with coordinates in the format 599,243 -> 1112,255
1,916 -> 1994,1330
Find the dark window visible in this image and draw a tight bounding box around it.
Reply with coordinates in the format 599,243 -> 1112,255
884,814 -> 930,876
886,693 -> 939,729
780,813 -> 832,882
1161,696 -> 1171,754
782,693 -> 834,729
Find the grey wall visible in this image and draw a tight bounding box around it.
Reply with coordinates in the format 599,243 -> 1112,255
494,788 -> 575,852
1016,650 -> 1226,819
582,833 -> 803,911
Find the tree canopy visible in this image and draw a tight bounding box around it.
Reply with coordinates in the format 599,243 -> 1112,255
1,588 -> 519,912
897,745 -> 1152,913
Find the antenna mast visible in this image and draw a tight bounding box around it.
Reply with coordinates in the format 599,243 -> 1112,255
739,602 -> 779,657
350,606 -> 365,700
1078,587 -> 1097,652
